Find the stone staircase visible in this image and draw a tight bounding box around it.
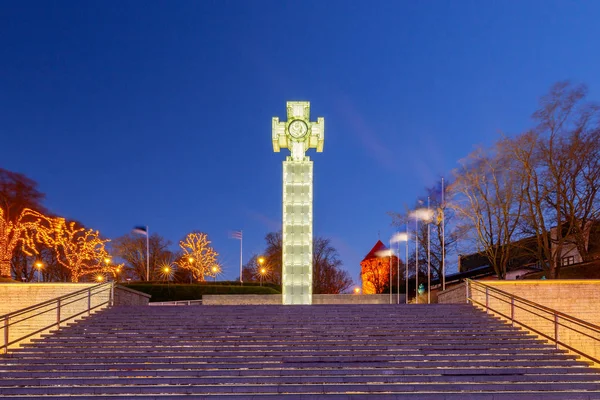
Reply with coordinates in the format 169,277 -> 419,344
1,304 -> 599,399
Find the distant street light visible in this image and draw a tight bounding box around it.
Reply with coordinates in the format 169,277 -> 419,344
258,257 -> 266,286
354,287 -> 361,294
212,265 -> 219,282
34,261 -> 43,282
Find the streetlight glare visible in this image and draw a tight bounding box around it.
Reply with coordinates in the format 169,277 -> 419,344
354,287 -> 361,294
104,258 -> 111,264
35,261 -> 43,268
96,275 -> 104,282
188,257 -> 194,263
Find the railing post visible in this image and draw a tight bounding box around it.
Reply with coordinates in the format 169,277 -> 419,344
3,316 -> 8,355
511,297 -> 515,327
109,283 -> 114,307
56,298 -> 61,329
465,280 -> 470,304
554,313 -> 559,349
485,286 -> 489,313
88,288 -> 91,316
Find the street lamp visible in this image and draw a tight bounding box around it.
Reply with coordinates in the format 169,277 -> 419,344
211,265 -> 219,282
34,261 -> 43,282
96,274 -> 104,282
188,257 -> 194,283
257,256 -> 266,286
259,268 -> 267,286
354,287 -> 361,294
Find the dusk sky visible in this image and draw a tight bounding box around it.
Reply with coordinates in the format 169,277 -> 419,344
2,1 -> 600,283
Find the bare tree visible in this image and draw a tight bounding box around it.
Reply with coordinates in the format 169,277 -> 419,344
390,179 -> 458,282
313,237 -> 353,294
111,233 -> 173,281
513,82 -> 600,277
450,138 -> 525,279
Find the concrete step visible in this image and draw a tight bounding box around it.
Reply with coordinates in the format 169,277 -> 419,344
4,372 -> 600,386
1,365 -> 596,378
2,381 -> 600,396
1,393 -> 599,400
2,303 -> 598,398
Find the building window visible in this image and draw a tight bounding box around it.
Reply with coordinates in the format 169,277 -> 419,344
561,256 -> 575,266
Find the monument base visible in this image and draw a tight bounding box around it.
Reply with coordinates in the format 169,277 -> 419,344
282,158 -> 313,305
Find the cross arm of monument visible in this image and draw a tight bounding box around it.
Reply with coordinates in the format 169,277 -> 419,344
272,117 -> 288,152
309,117 -> 324,152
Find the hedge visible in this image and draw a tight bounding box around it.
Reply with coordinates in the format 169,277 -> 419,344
119,283 -> 281,302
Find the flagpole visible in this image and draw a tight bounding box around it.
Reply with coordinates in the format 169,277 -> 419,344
239,230 -> 243,286
405,224 -> 408,304
146,225 -> 150,282
441,177 -> 446,291
389,239 -> 392,304
427,198 -> 431,304
397,238 -> 400,304
415,213 -> 418,304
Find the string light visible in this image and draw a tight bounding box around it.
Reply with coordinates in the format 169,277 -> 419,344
0,207 -> 53,277
178,232 -> 219,282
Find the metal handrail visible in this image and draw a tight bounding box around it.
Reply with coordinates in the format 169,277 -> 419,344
1,282 -> 114,354
465,279 -> 600,365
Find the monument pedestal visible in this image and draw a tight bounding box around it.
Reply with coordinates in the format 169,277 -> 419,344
282,158 -> 313,305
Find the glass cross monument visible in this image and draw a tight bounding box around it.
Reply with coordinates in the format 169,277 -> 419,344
272,102 -> 324,305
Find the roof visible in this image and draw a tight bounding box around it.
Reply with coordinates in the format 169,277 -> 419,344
362,240 -> 388,262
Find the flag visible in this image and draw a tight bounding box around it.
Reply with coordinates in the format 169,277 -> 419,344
391,232 -> 409,243
229,230 -> 242,240
409,208 -> 434,222
132,226 -> 148,236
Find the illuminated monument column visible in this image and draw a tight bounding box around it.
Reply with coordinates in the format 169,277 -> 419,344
272,102 -> 324,305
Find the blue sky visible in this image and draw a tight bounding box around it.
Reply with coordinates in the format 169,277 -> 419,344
2,0 -> 600,283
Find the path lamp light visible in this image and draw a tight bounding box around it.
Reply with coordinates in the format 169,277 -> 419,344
259,268 -> 267,286
212,265 -> 219,283
257,257 -> 266,286
354,287 -> 361,294
34,261 -> 44,282
188,257 -> 194,283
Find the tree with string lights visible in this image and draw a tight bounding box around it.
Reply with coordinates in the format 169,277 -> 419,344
0,207 -> 52,277
177,232 -> 219,282
38,218 -> 112,282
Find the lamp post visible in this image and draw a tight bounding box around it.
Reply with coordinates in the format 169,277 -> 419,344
257,256 -> 266,286
188,257 -> 194,284
354,287 -> 361,294
260,268 -> 266,286
163,266 -> 170,282
35,261 -> 43,282
212,265 -> 218,283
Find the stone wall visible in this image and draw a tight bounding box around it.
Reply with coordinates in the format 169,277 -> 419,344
114,285 -> 151,306
202,294 -> 399,305
437,283 -> 467,304
469,280 -> 600,364
0,283 -> 111,352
